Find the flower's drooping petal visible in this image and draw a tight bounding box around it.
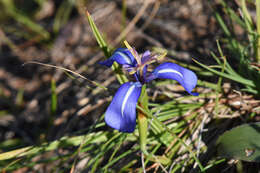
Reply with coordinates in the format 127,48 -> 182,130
99,48 -> 136,67
147,62 -> 198,96
105,82 -> 142,133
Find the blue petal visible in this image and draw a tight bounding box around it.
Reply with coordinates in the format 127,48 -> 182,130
99,48 -> 136,67
148,62 -> 198,96
105,82 -> 142,133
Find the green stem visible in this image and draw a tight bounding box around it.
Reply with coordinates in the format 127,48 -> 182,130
256,0 -> 260,62
137,85 -> 149,154
137,110 -> 148,153
137,86 -> 182,166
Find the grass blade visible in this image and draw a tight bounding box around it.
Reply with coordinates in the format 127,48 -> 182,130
193,59 -> 255,88
85,10 -> 128,84
1,0 -> 50,39
85,10 -> 110,57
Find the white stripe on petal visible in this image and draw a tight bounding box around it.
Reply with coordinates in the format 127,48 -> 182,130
121,84 -> 136,117
117,52 -> 132,64
157,68 -> 183,78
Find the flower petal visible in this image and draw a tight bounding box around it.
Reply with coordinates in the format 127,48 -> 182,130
99,48 -> 136,67
141,50 -> 151,64
105,82 -> 142,133
148,62 -> 198,95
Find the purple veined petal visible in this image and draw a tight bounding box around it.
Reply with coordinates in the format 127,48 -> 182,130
137,64 -> 148,84
104,82 -> 142,133
99,48 -> 137,67
148,62 -> 198,96
141,50 -> 151,64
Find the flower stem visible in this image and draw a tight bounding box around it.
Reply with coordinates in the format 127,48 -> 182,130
256,0 -> 260,62
137,85 -> 149,155
137,86 -> 171,166
138,106 -> 148,154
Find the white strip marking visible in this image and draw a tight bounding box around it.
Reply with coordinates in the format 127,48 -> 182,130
121,84 -> 136,117
157,69 -> 183,78
117,52 -> 132,64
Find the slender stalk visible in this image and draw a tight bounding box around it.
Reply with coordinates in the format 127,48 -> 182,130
138,85 -> 149,154
138,109 -> 148,153
241,0 -> 255,57
256,0 -> 260,62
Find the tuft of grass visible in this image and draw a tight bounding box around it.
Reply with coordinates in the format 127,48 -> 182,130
1,0 -> 50,40
212,0 -> 260,95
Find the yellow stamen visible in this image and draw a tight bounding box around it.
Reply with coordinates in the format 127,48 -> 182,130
123,41 -> 167,77
129,70 -> 137,75
128,51 -> 168,75
139,51 -> 167,76
123,40 -> 141,65
155,51 -> 167,61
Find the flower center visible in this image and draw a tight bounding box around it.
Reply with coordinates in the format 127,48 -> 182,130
123,40 -> 167,82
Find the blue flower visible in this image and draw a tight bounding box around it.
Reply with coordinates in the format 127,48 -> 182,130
100,48 -> 198,133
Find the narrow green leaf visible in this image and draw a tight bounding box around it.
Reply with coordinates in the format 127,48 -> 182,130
241,0 -> 253,28
85,11 -> 128,84
15,88 -> 24,107
53,0 -> 74,33
0,132 -> 108,160
51,78 -> 57,115
193,59 -> 256,88
1,0 -> 50,39
86,10 -> 110,57
256,0 -> 260,62
215,12 -> 231,37
220,0 -> 246,28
